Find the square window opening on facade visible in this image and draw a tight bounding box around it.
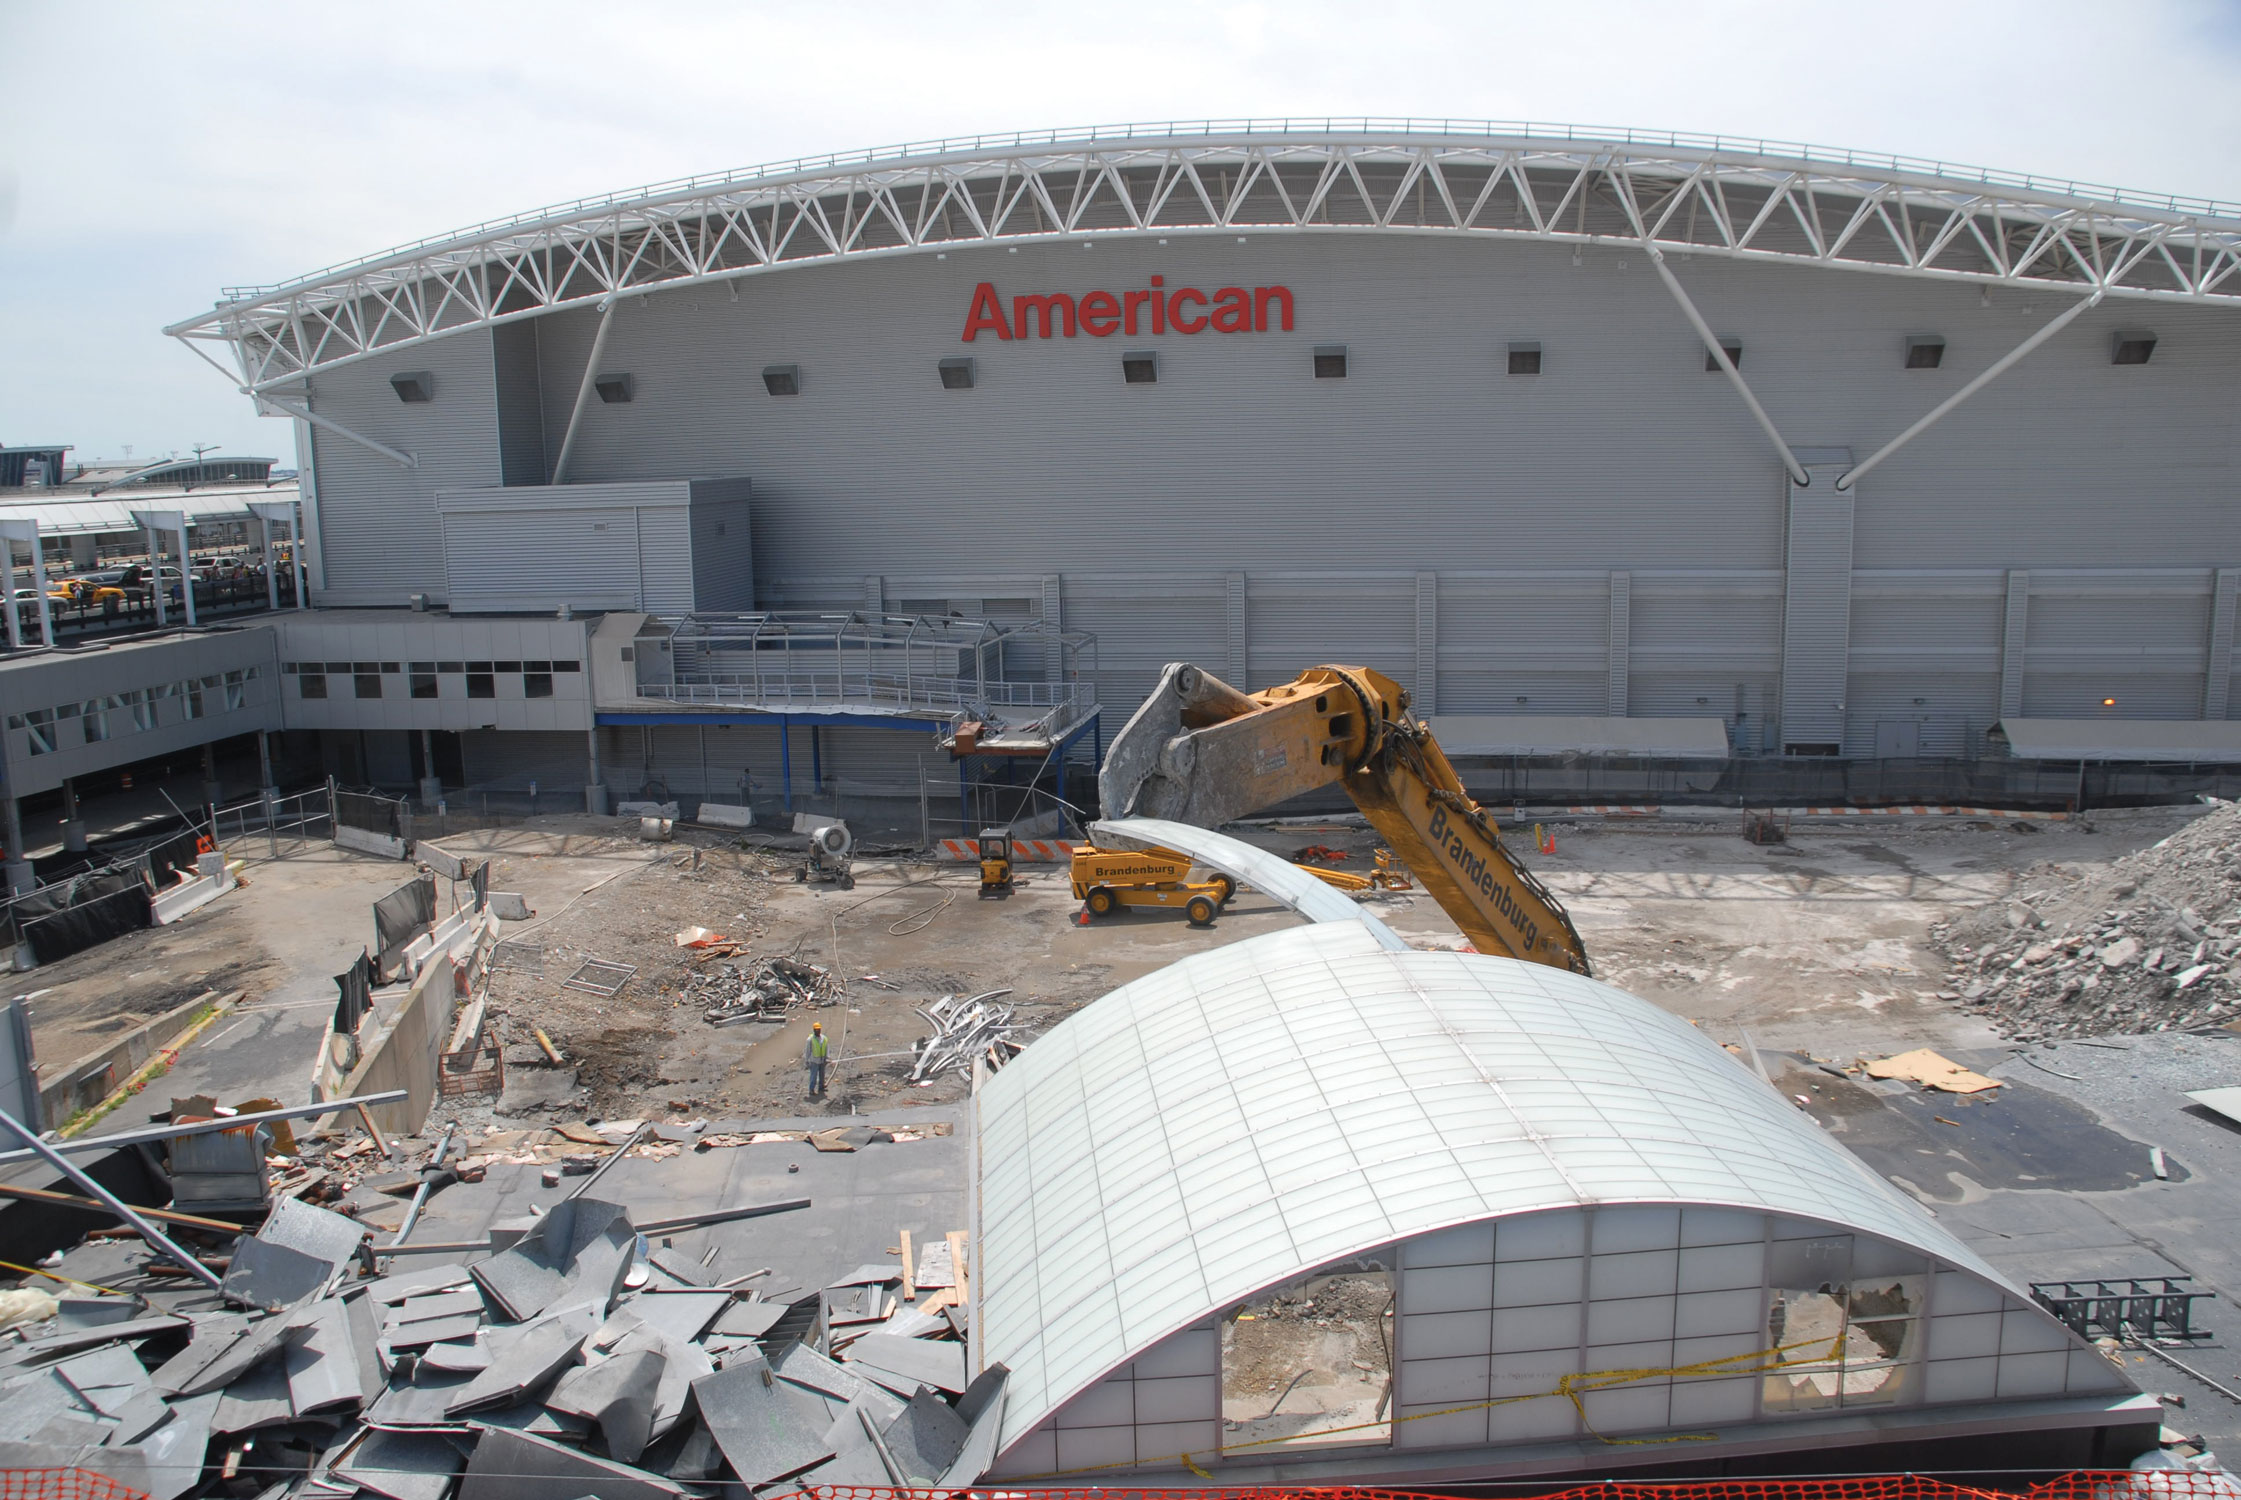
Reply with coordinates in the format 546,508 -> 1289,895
354,673 -> 382,699
939,356 -> 977,390
761,364 -> 801,396
1761,1275 -> 1923,1414
298,673 -> 327,700
2111,331 -> 2157,365
1222,1257 -> 1393,1454
1904,335 -> 1946,369
1313,345 -> 1348,379
389,371 -> 434,403
466,673 -> 496,700
410,673 -> 438,700
1507,342 -> 1543,375
1122,351 -> 1159,384
595,372 -> 634,403
524,673 -> 553,699
1705,339 -> 1743,372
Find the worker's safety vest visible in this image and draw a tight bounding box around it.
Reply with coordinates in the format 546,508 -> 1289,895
808,1034 -> 828,1060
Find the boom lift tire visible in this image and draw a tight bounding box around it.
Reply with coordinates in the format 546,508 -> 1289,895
1085,886 -> 1119,917
1185,895 -> 1218,927
1211,874 -> 1237,905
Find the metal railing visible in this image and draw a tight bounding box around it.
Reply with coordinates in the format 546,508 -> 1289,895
644,672 -> 1083,716
209,785 -> 333,861
4,574 -> 298,649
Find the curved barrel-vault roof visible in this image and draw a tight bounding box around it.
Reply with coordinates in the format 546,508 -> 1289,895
170,120 -> 2241,392
971,920 -> 2029,1450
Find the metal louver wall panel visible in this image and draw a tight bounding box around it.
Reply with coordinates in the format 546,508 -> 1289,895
304,333 -> 504,605
1778,467 -> 1855,749
492,320 -> 547,487
1606,572 -> 1631,717
1247,575 -> 1415,688
437,477 -> 748,614
2208,569 -> 2239,719
1414,572 -> 1438,714
2000,571 -> 2031,720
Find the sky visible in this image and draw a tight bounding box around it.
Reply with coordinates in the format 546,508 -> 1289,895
2,0 -> 2238,469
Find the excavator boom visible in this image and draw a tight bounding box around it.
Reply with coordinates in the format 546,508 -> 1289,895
1100,663 -> 1590,973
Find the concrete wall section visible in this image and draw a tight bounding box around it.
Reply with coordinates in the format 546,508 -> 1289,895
0,631 -> 282,798
270,613 -> 593,734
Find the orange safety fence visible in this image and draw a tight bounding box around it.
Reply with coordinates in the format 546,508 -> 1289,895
0,1470 -> 148,1500
801,1477 -> 2233,1500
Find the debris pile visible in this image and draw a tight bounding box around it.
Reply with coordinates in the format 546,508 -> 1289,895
0,1151 -> 999,1496
1933,798 -> 2241,1041
909,991 -> 1021,1082
696,956 -> 838,1026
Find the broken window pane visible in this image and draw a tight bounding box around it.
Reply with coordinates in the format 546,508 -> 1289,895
1762,1274 -> 1922,1413
1221,1258 -> 1393,1454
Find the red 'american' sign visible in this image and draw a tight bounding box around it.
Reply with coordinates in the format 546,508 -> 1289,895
962,277 -> 1295,341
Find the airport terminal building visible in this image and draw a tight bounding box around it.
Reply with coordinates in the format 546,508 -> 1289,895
6,120 -> 2241,859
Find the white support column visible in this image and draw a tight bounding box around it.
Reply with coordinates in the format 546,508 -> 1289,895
1644,245 -> 1809,487
144,524 -> 166,627
178,523 -> 197,627
248,500 -> 294,613
292,512 -> 308,608
134,510 -> 189,628
0,522 -> 55,647
2,539 -> 19,652
261,514 -> 278,610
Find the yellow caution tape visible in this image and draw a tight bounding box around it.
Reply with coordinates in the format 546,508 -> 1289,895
0,1257 -> 136,1298
1015,1333 -> 1847,1480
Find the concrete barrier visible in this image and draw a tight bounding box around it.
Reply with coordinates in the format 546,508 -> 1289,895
151,855 -> 240,925
335,825 -> 409,859
40,989 -> 237,1128
319,910 -> 496,1135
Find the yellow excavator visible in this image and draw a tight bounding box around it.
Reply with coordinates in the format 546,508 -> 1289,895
1099,663 -> 1590,974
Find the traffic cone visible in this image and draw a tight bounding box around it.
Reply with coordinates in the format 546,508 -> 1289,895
1073,908 -> 1091,926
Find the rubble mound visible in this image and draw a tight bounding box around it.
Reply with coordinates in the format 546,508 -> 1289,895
1931,800 -> 2241,1041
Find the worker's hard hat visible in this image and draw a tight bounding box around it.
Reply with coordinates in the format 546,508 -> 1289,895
812,1022 -> 823,1031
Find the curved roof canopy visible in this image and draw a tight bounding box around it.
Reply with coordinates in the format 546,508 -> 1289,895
973,920 -> 2014,1449
170,120 -> 2241,392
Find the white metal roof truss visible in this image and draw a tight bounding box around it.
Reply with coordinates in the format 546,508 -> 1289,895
167,122 -> 2241,393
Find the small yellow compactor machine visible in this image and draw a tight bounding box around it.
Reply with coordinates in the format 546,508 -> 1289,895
1099,662 -> 1591,974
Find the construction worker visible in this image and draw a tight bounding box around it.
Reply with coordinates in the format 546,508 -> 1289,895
804,1021 -> 829,1098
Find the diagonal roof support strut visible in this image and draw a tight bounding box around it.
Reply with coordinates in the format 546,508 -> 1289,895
1644,244 -> 1810,486
1836,288 -> 2106,490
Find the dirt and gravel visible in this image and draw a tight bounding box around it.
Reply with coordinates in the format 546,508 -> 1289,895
1929,797 -> 2241,1041
46,802 -> 2216,1133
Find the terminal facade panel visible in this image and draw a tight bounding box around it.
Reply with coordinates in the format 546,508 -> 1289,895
135,126 -> 2241,800
287,214 -> 2239,761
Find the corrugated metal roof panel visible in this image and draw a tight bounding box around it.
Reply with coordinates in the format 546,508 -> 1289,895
1993,718 -> 2241,761
1427,714 -> 1730,757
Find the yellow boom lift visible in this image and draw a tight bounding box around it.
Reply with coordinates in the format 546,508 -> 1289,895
1099,663 -> 1590,974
